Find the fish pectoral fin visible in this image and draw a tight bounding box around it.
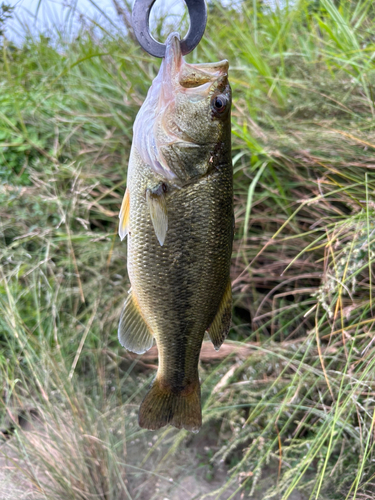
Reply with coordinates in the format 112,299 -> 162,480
207,279 -> 232,351
118,291 -> 154,354
118,188 -> 130,241
146,185 -> 168,246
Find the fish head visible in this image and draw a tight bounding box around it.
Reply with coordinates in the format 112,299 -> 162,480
133,32 -> 232,182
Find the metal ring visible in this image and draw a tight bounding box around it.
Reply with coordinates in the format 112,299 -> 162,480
132,0 -> 207,58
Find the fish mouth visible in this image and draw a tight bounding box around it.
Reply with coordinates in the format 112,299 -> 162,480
162,32 -> 228,90
159,33 -> 229,143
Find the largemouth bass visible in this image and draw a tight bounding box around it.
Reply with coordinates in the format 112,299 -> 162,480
118,33 -> 233,432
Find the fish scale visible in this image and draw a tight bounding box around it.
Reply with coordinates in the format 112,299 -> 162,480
118,33 -> 233,432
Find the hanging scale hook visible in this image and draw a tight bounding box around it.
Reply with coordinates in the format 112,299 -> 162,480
132,0 -> 207,58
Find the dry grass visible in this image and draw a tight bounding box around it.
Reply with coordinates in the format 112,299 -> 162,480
1,0 -> 375,498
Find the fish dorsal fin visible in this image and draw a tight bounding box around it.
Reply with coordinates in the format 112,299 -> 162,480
146,184 -> 168,246
207,279 -> 232,351
118,290 -> 154,354
119,188 -> 130,241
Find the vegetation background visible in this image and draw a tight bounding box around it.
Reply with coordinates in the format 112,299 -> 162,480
1,0 -> 375,498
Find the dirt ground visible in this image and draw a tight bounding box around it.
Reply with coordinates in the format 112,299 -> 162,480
0,419 -> 310,500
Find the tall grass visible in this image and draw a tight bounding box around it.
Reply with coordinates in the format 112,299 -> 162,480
1,0 -> 375,498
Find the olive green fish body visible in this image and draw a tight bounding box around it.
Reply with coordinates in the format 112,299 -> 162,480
118,33 -> 233,432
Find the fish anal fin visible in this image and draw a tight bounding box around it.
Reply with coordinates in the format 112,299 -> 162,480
119,188 -> 130,241
118,291 -> 153,354
146,184 -> 168,246
139,375 -> 201,432
207,279 -> 232,351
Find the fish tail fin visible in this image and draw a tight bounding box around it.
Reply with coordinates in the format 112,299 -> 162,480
138,376 -> 201,433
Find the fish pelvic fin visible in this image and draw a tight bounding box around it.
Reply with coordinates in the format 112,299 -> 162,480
146,184 -> 168,246
118,188 -> 130,241
139,376 -> 201,433
118,290 -> 154,354
207,279 -> 232,351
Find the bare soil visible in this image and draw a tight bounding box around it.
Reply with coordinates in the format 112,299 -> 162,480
0,415 -> 312,500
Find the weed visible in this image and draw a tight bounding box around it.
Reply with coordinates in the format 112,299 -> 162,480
1,1 -> 375,499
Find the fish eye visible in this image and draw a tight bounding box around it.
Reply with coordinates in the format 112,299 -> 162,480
212,94 -> 228,114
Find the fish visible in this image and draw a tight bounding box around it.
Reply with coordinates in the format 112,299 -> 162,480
118,32 -> 233,432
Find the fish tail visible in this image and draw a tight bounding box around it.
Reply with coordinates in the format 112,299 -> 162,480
138,376 -> 201,433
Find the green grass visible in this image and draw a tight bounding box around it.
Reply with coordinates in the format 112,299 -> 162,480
1,0 -> 375,498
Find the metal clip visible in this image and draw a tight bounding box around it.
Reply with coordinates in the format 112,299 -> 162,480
132,0 -> 207,58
